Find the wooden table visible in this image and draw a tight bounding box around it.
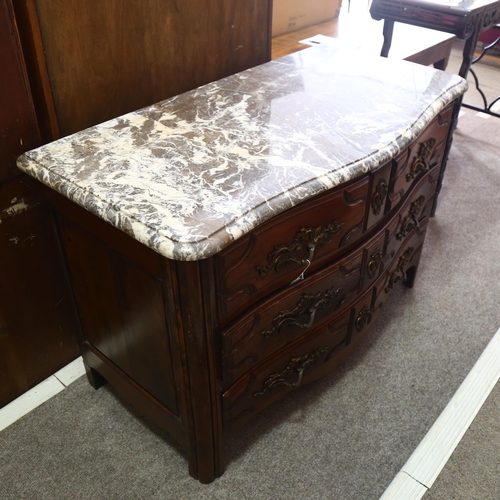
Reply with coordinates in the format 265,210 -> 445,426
371,0 -> 500,215
371,0 -> 500,117
272,4 -> 455,68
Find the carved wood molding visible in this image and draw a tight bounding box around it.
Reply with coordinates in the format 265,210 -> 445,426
367,248 -> 383,279
385,247 -> 414,292
355,305 -> 373,332
371,178 -> 388,216
396,196 -> 425,240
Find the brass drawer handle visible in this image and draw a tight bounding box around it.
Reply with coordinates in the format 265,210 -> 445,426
367,248 -> 383,279
262,286 -> 341,338
396,196 -> 425,240
406,138 -> 436,182
256,221 -> 345,283
253,346 -> 329,397
355,305 -> 373,332
371,179 -> 388,216
290,258 -> 312,286
385,247 -> 414,293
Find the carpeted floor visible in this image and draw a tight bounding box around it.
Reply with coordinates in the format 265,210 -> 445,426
1,74 -> 500,500
424,379 -> 500,499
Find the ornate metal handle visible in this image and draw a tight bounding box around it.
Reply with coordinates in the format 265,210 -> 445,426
396,196 -> 425,240
385,247 -> 414,293
355,305 -> 373,332
253,346 -> 329,397
367,248 -> 383,279
371,179 -> 388,216
256,221 -> 345,283
290,253 -> 312,286
262,285 -> 341,338
406,138 -> 436,182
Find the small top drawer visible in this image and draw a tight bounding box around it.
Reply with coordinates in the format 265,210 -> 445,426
388,104 -> 452,210
214,176 -> 369,325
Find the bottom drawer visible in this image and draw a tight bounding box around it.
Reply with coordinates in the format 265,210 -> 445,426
222,307 -> 351,434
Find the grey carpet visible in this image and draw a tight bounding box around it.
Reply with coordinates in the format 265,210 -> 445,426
1,108 -> 500,500
424,378 -> 500,500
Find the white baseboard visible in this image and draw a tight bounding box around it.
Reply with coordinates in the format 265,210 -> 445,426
381,325 -> 500,499
0,356 -> 85,433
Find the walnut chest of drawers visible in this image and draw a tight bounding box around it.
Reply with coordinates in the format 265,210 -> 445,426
17,46 -> 467,483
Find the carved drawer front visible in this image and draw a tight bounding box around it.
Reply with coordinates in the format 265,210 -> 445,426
388,104 -> 452,210
221,248 -> 364,383
385,164 -> 439,261
222,307 -> 352,434
215,176 -> 369,325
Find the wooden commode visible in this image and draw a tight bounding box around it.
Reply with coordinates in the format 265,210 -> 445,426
17,46 -> 467,483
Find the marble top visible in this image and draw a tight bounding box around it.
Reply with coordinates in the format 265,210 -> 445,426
17,45 -> 467,261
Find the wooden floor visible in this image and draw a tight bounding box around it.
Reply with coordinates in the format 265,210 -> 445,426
271,4 -> 455,68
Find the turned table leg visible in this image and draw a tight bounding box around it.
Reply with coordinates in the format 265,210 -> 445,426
381,19 -> 395,57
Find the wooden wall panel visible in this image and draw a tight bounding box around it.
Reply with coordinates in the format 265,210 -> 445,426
30,0 -> 272,137
0,176 -> 81,408
1,0 -> 272,407
0,0 -> 39,182
0,0 -> 80,408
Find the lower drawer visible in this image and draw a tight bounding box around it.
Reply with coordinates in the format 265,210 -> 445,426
222,269 -> 392,434
222,306 -> 352,434
385,163 -> 439,261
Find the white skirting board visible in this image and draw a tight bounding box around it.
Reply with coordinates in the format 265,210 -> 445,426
0,357 -> 85,433
380,325 -> 500,499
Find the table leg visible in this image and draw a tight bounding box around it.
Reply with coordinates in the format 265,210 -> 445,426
381,19 -> 395,56
84,358 -> 107,389
431,96 -> 462,216
433,57 -> 448,70
461,25 -> 500,116
459,26 -> 482,78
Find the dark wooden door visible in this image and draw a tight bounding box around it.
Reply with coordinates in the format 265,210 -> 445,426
0,0 -> 80,408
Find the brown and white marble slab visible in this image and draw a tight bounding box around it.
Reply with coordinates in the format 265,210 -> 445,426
17,45 -> 467,260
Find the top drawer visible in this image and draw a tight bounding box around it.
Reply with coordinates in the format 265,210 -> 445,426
214,176 -> 369,325
388,104 -> 452,210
